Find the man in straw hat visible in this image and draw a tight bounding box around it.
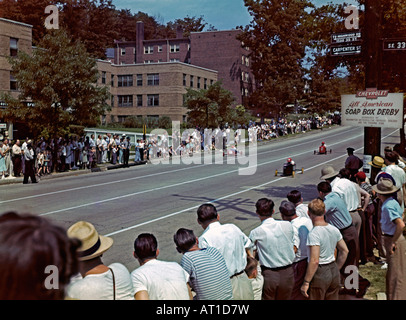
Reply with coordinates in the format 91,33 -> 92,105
66,221 -> 134,300
372,178 -> 406,300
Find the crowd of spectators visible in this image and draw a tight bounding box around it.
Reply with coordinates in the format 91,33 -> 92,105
1,143 -> 405,300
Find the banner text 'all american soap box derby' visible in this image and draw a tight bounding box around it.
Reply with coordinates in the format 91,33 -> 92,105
341,89 -> 404,128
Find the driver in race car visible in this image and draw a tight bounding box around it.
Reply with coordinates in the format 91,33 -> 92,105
319,142 -> 327,154
283,158 -> 296,176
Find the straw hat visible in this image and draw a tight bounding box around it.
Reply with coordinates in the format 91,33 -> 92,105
67,221 -> 113,261
368,156 -> 385,168
372,178 -> 400,195
320,166 -> 339,180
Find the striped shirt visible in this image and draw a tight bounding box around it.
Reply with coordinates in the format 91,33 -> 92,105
180,247 -> 233,300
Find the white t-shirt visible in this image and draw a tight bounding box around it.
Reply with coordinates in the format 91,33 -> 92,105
67,263 -> 134,300
306,224 -> 343,265
331,177 -> 359,211
131,259 -> 190,300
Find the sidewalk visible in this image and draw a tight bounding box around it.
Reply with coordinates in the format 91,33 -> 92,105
0,160 -> 147,185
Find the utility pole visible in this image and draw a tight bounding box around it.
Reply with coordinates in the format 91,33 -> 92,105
363,0 -> 382,162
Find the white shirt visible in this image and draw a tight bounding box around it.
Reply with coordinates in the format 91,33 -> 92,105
295,203 -> 310,219
67,263 -> 134,300
331,177 -> 359,211
198,221 -> 252,276
249,218 -> 295,268
291,216 -> 313,263
307,224 -> 343,265
382,164 -> 406,188
131,259 -> 190,300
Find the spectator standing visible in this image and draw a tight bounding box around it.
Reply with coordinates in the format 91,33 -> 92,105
11,139 -> 22,177
244,256 -> 264,300
345,147 -> 363,180
0,141 -> 6,179
66,221 -> 134,300
131,233 -> 192,300
173,228 -> 233,300
249,198 -> 296,300
196,204 -> 254,300
287,190 -> 310,219
280,200 -> 313,300
372,178 -> 406,300
23,141 -> 37,184
382,151 -> 406,210
300,199 -> 349,300
0,212 -> 80,300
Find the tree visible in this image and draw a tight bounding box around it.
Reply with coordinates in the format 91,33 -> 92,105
238,0 -> 312,118
1,29 -> 110,138
184,81 -> 235,128
167,15 -> 215,37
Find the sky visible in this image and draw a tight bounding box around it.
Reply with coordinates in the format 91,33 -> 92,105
113,0 -> 360,31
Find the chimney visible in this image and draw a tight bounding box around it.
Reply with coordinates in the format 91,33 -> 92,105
136,21 -> 145,63
176,25 -> 183,38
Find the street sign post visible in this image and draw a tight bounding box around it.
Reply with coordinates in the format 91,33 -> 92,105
331,31 -> 362,44
330,44 -> 362,56
383,39 -> 406,51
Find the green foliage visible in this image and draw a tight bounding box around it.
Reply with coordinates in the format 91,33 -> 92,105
1,29 -> 110,138
239,0 -> 312,117
184,81 -> 240,128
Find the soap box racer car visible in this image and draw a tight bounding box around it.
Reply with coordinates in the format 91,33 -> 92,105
275,158 -> 304,177
314,142 -> 332,155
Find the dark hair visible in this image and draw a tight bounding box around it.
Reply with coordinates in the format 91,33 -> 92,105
0,212 -> 80,300
244,256 -> 258,276
385,151 -> 398,163
197,204 -> 218,223
255,198 -> 274,217
339,168 -> 351,179
279,200 -> 296,217
317,181 -> 332,194
174,228 -> 196,253
134,233 -> 158,261
287,190 -> 301,204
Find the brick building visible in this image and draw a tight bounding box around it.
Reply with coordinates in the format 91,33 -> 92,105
97,59 -> 217,124
0,18 -> 33,139
113,22 -> 255,107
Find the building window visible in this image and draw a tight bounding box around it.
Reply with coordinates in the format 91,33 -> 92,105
197,77 -> 201,89
183,74 -> 187,86
144,46 -> 154,54
147,73 -> 159,86
111,95 -> 114,108
10,38 -> 18,57
190,75 -> 194,88
204,78 -> 207,89
10,74 -> 18,91
121,47 -> 126,55
170,58 -> 180,62
147,94 -> 159,107
136,74 -> 143,86
101,71 -> 106,84
158,45 -> 163,52
118,116 -> 128,123
136,95 -> 143,107
144,60 -> 154,64
118,95 -> 133,107
111,74 -> 115,87
170,44 -> 180,53
118,75 -> 133,87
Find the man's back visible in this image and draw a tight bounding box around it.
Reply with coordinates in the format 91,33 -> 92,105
181,247 -> 233,300
131,259 -> 190,300
198,221 -> 251,276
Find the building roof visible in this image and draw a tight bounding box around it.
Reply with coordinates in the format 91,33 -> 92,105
0,17 -> 33,28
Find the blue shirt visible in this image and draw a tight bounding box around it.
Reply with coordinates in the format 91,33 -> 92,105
381,198 -> 403,236
323,192 -> 353,230
181,247 -> 233,300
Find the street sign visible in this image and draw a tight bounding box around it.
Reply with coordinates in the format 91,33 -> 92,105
383,39 -> 406,51
330,44 -> 362,56
331,31 -> 362,44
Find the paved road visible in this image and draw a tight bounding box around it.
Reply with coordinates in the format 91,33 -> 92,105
0,126 -> 400,273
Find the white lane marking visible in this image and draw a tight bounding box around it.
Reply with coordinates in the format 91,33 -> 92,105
104,129 -> 398,236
